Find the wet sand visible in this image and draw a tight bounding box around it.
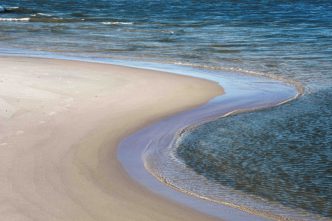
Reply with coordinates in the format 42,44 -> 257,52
0,56 -> 223,221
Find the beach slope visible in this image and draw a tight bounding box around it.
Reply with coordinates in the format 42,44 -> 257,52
0,57 -> 222,221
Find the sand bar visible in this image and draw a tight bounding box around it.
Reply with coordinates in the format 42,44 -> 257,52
0,56 -> 223,220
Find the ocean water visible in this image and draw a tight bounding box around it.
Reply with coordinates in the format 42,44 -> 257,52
177,89 -> 332,219
1,0 -> 331,220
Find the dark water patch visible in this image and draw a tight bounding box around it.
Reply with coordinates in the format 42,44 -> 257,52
210,43 -> 251,48
158,37 -> 176,43
212,49 -> 241,54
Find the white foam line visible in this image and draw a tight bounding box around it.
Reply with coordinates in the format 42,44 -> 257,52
101,21 -> 133,25
0,18 -> 30,22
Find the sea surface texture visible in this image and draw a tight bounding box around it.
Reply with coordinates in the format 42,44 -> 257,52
1,0 -> 331,220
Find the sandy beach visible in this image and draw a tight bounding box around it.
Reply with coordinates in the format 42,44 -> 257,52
0,56 -> 223,221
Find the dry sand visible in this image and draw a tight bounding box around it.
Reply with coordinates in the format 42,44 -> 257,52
0,56 -> 223,221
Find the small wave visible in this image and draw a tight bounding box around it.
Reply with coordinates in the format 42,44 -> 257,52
34,13 -> 53,17
161,30 -> 175,34
101,21 -> 133,25
0,6 -> 34,14
0,17 -> 30,22
4,6 -> 19,10
2,16 -> 87,23
172,61 -> 304,95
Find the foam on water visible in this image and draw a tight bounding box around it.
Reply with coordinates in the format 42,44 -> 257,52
101,21 -> 133,25
0,17 -> 30,21
1,0 -> 331,219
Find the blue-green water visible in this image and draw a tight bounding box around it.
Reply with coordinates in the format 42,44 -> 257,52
1,1 -> 331,220
177,89 -> 332,218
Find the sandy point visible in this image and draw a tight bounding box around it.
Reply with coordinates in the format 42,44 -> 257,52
0,56 -> 223,221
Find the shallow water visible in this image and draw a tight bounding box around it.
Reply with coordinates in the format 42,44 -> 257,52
1,0 -> 332,220
177,89 -> 332,218
0,1 -> 331,90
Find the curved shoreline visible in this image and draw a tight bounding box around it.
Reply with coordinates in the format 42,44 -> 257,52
0,52 -> 310,220
118,65 -> 302,220
0,56 -> 223,221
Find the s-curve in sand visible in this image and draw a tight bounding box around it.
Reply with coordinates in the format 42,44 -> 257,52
0,56 -> 223,221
